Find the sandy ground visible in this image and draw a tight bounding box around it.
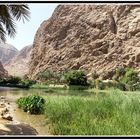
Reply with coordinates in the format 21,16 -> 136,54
0,96 -> 38,135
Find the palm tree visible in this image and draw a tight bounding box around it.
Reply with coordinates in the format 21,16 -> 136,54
0,4 -> 30,42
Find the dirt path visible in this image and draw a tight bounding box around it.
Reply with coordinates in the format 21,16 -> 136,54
0,96 -> 38,135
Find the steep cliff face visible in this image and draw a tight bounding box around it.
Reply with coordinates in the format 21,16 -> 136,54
0,61 -> 8,78
28,5 -> 140,79
4,45 -> 32,77
0,40 -> 18,64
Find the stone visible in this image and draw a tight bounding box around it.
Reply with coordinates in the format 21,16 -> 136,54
0,107 -> 9,116
2,114 -> 13,121
4,45 -> 32,77
0,39 -> 18,64
0,103 -> 6,108
0,96 -> 5,100
0,62 -> 8,78
135,53 -> 140,62
27,5 -> 140,79
27,111 -> 30,114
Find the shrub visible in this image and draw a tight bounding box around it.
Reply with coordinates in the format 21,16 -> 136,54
89,80 -> 96,88
16,95 -> 46,114
36,70 -> 65,84
116,66 -> 126,77
102,81 -> 114,89
19,79 -> 36,88
64,70 -> 88,86
0,78 -> 7,84
121,68 -> 139,84
0,76 -> 36,88
6,76 -> 21,84
114,81 -> 126,91
95,79 -> 106,90
120,68 -> 140,91
113,66 -> 126,81
0,76 -> 19,84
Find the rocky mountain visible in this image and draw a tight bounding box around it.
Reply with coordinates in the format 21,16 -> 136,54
28,5 -> 140,79
4,45 -> 32,77
0,40 -> 18,64
0,61 -> 8,78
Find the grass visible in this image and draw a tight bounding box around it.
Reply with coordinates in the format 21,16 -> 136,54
44,89 -> 140,135
30,84 -> 49,89
31,84 -> 89,91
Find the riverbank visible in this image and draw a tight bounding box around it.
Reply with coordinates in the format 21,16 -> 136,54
0,96 -> 38,135
1,85 -> 140,135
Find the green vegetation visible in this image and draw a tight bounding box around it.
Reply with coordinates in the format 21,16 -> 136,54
36,70 -> 88,86
13,67 -> 140,135
90,67 -> 140,91
121,68 -> 140,91
64,70 -> 88,86
36,70 -> 65,84
31,84 -> 49,89
44,90 -> 140,135
0,76 -> 36,88
15,84 -> 140,135
33,68 -> 140,91
16,95 -> 45,114
112,67 -> 140,91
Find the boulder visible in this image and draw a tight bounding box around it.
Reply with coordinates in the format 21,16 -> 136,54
2,114 -> 13,121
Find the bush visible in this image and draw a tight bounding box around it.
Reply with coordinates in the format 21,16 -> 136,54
16,95 -> 46,114
113,66 -> 126,81
64,70 -> 88,86
8,76 -> 22,84
114,81 -> 126,91
19,79 -> 36,88
120,68 -> 140,91
0,76 -> 36,88
36,70 -> 65,84
104,81 -> 114,89
0,76 -> 22,85
89,80 -> 96,88
121,68 -> 139,84
95,79 -> 106,90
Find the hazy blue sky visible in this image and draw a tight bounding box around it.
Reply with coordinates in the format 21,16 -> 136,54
6,4 -> 58,50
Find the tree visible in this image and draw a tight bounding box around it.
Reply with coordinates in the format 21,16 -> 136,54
0,4 -> 30,42
64,70 -> 88,86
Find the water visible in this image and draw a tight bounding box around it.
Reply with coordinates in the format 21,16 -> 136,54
0,87 -> 94,135
0,87 -> 50,135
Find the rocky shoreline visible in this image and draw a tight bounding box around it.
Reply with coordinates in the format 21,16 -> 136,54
0,96 -> 38,135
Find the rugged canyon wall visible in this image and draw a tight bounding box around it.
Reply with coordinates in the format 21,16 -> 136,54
0,40 -> 18,64
4,45 -> 32,77
28,5 -> 140,79
0,61 -> 8,78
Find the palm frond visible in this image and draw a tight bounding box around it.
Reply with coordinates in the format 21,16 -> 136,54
8,5 -> 30,23
0,4 -> 30,41
0,23 -> 6,42
0,5 -> 16,38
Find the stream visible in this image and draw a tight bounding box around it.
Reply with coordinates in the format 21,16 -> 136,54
0,87 -> 50,136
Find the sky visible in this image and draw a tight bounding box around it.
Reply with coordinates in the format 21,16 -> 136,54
6,4 -> 58,51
